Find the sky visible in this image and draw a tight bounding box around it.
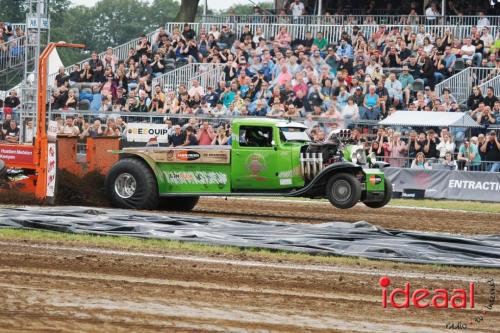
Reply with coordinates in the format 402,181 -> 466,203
70,0 -> 268,11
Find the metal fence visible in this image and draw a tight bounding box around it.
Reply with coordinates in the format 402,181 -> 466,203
200,14 -> 500,27
10,110 -> 500,173
0,35 -> 34,73
152,63 -> 224,93
10,23 -> 26,33
47,28 -> 160,85
435,67 -> 498,104
478,70 -> 500,97
165,22 -> 499,46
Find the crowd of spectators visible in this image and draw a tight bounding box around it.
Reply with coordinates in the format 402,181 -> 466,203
2,5 -> 500,170
0,21 -> 25,69
221,1 -> 500,25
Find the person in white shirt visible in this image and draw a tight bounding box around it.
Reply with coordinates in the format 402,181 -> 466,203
384,73 -> 403,108
481,27 -> 494,54
289,0 -> 305,20
477,11 -> 490,28
425,3 -> 440,24
188,79 -> 205,97
460,38 -> 481,66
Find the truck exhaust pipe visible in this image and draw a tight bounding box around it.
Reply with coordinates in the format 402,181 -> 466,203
300,152 -> 324,180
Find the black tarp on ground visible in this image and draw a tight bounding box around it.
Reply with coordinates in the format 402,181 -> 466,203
0,206 -> 499,267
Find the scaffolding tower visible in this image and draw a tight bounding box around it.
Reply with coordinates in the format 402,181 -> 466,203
21,0 -> 50,139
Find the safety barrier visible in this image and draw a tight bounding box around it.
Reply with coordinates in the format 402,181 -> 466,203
152,63 -> 224,92
434,67 -> 497,104
384,167 -> 500,202
166,22 -> 499,44
478,70 -> 500,97
201,14 -> 500,27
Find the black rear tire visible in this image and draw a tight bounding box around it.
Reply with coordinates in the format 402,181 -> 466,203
106,158 -> 159,210
326,173 -> 361,209
159,196 -> 200,211
364,177 -> 393,209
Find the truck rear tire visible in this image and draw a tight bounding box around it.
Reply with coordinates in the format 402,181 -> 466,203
326,173 -> 361,209
160,196 -> 200,211
106,158 -> 159,210
364,177 -> 392,209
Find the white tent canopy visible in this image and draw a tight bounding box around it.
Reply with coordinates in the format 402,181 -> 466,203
379,111 -> 482,128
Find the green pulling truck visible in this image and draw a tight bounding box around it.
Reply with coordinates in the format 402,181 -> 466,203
106,118 -> 392,211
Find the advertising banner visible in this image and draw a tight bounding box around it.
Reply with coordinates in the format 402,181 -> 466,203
46,143 -> 57,198
384,168 -> 500,202
0,144 -> 34,165
152,148 -> 230,164
126,123 -> 170,143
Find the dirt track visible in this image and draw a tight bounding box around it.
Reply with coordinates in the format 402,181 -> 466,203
191,197 -> 500,235
0,199 -> 499,332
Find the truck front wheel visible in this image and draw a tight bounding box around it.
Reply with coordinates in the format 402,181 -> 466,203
326,173 -> 361,209
364,177 -> 392,209
160,196 -> 200,211
106,158 -> 159,210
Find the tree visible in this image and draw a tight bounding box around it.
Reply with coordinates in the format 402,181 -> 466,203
174,0 -> 199,22
0,0 -> 70,24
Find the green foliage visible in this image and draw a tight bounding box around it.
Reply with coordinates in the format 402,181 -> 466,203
0,0 -> 70,24
222,2 -> 274,15
49,0 -> 180,64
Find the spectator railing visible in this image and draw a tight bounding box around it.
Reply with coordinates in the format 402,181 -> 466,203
0,35 -> 34,73
47,28 -> 160,86
10,23 -> 26,32
165,22 -> 498,45
201,14 -> 500,27
152,63 -> 224,92
15,110 -> 500,172
477,70 -> 500,97
435,67 -> 497,104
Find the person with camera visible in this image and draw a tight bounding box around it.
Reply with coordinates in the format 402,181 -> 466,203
480,131 -> 500,172
387,131 -> 407,167
196,121 -> 215,145
423,129 -> 441,161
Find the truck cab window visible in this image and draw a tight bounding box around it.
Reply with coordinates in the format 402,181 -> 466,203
239,126 -> 273,147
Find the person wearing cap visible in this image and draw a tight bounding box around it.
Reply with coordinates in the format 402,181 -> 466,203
203,86 -> 219,107
398,66 -> 414,107
337,56 -> 353,75
457,138 -> 482,171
